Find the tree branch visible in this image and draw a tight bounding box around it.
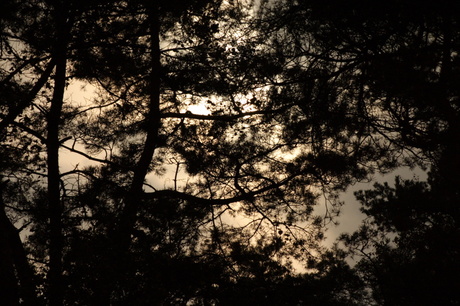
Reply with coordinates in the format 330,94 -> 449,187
0,58 -> 56,135
144,173 -> 298,206
161,106 -> 290,121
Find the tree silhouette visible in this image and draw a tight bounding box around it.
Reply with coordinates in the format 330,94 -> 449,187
267,0 -> 460,304
2,0 -> 459,304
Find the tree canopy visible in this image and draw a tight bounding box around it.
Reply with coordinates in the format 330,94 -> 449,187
1,0 -> 459,304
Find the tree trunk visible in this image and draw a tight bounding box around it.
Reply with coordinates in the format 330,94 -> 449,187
0,188 -> 38,305
0,206 -> 19,306
101,2 -> 162,303
120,0 -> 161,249
47,2 -> 69,304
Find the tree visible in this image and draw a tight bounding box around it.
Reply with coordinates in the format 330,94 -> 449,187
3,0 -> 365,303
58,0 -> 378,303
6,0 -> 458,304
265,0 -> 460,304
256,0 -> 460,304
340,176 -> 460,305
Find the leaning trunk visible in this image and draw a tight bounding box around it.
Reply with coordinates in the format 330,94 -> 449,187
0,195 -> 38,305
99,2 -> 162,303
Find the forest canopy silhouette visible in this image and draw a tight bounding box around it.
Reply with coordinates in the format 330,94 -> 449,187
1,0 -> 459,305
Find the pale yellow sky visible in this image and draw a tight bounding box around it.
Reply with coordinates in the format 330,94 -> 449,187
60,80 -> 429,254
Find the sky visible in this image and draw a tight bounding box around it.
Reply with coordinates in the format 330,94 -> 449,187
61,80 -> 429,250
324,166 -> 427,246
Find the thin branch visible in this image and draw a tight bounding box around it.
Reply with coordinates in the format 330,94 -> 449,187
161,106 -> 290,121
145,173 -> 299,206
60,143 -> 122,168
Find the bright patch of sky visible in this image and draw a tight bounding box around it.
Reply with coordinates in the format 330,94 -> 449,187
59,80 -> 99,172
187,104 -> 211,115
323,166 -> 428,246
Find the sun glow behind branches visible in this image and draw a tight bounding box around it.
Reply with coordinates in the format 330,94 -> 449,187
58,0 -> 322,270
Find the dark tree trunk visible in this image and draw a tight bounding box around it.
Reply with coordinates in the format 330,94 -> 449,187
47,2 -> 69,304
120,0 -> 161,248
47,60 -> 66,306
100,2 -> 162,304
0,207 -> 19,306
0,189 -> 38,305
